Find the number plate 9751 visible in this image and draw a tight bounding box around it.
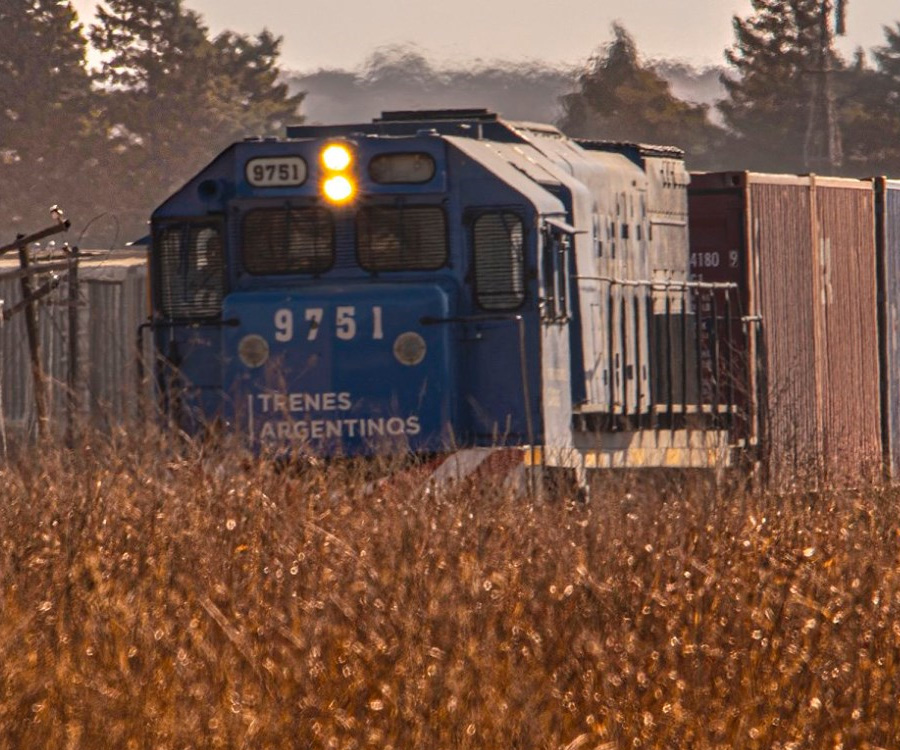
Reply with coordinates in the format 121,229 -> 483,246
245,156 -> 307,187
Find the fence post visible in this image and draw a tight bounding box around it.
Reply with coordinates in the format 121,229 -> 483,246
17,237 -> 48,440
66,246 -> 80,447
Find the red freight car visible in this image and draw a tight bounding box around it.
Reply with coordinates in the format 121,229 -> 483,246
689,172 -> 881,487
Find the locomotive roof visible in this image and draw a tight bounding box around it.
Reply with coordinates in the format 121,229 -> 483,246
152,108 -> 670,220
575,139 -> 685,160
285,110 -> 685,163
444,135 -> 566,218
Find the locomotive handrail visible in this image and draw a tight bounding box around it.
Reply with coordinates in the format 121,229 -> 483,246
420,313 -> 523,325
135,316 -> 240,405
574,275 -> 740,291
138,317 -> 240,330
543,217 -> 581,235
134,318 -> 238,422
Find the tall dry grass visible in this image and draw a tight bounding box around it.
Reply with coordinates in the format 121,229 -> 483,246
2,429 -> 900,749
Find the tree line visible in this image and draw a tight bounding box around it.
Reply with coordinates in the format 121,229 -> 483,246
562,2 -> 900,176
3,0 -> 900,246
0,0 -> 302,247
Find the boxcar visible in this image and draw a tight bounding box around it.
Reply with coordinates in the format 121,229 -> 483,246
689,172 -> 882,485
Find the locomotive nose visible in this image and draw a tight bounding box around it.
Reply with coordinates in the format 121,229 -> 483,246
222,283 -> 456,454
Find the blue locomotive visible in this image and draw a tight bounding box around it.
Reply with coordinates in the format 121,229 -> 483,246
149,109 -> 737,477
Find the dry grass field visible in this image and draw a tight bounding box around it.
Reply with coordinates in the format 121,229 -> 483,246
2,430 -> 900,749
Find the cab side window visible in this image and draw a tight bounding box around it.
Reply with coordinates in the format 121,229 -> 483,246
473,212 -> 525,311
157,224 -> 225,319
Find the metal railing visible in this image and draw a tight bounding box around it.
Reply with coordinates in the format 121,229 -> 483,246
575,275 -> 751,433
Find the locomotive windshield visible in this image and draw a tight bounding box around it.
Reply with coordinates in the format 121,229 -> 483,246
241,207 -> 334,275
357,205 -> 447,271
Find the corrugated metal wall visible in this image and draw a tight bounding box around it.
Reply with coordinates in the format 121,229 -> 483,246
0,258 -> 150,441
815,180 -> 881,484
749,178 -> 823,481
877,179 -> 900,479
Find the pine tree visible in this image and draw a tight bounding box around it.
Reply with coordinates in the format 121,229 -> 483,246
853,22 -> 900,174
210,30 -> 305,140
90,0 -> 219,234
874,22 -> 900,80
0,0 -> 96,238
90,0 -> 304,239
719,0 -> 836,172
558,25 -> 723,167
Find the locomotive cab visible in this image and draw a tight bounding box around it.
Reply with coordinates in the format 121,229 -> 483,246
151,120 -> 559,454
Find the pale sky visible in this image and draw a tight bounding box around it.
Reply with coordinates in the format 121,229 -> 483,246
69,0 -> 899,71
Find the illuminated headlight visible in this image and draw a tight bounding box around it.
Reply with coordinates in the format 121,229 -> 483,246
393,332 -> 427,366
322,143 -> 352,171
323,175 -> 355,203
238,334 -> 270,369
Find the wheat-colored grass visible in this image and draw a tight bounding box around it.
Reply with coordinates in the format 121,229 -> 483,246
1,428 -> 899,749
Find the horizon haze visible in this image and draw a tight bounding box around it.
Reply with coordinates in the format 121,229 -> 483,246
69,0 -> 899,72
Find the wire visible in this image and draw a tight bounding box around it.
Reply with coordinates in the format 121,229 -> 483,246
76,212 -> 122,255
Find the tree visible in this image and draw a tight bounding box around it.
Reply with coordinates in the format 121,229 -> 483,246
90,0 -> 304,240
558,25 -> 723,168
851,22 -> 900,175
719,0 -> 838,172
832,46 -> 899,175
874,22 -> 900,80
0,0 -> 97,238
211,29 -> 306,138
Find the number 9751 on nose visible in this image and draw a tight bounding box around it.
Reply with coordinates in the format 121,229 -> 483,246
273,306 -> 385,343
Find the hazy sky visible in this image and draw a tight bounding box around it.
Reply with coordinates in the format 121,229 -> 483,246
70,0 -> 899,71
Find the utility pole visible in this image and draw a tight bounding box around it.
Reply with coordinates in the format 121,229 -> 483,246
804,0 -> 845,173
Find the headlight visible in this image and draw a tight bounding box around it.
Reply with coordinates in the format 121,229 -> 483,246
320,142 -> 356,203
323,175 -> 355,204
322,143 -> 352,171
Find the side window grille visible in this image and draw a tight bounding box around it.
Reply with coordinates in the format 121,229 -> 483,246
242,207 -> 334,275
473,212 -> 525,310
158,224 -> 224,319
357,206 -> 447,271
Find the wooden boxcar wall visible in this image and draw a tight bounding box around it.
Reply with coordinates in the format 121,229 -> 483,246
689,173 -> 882,486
